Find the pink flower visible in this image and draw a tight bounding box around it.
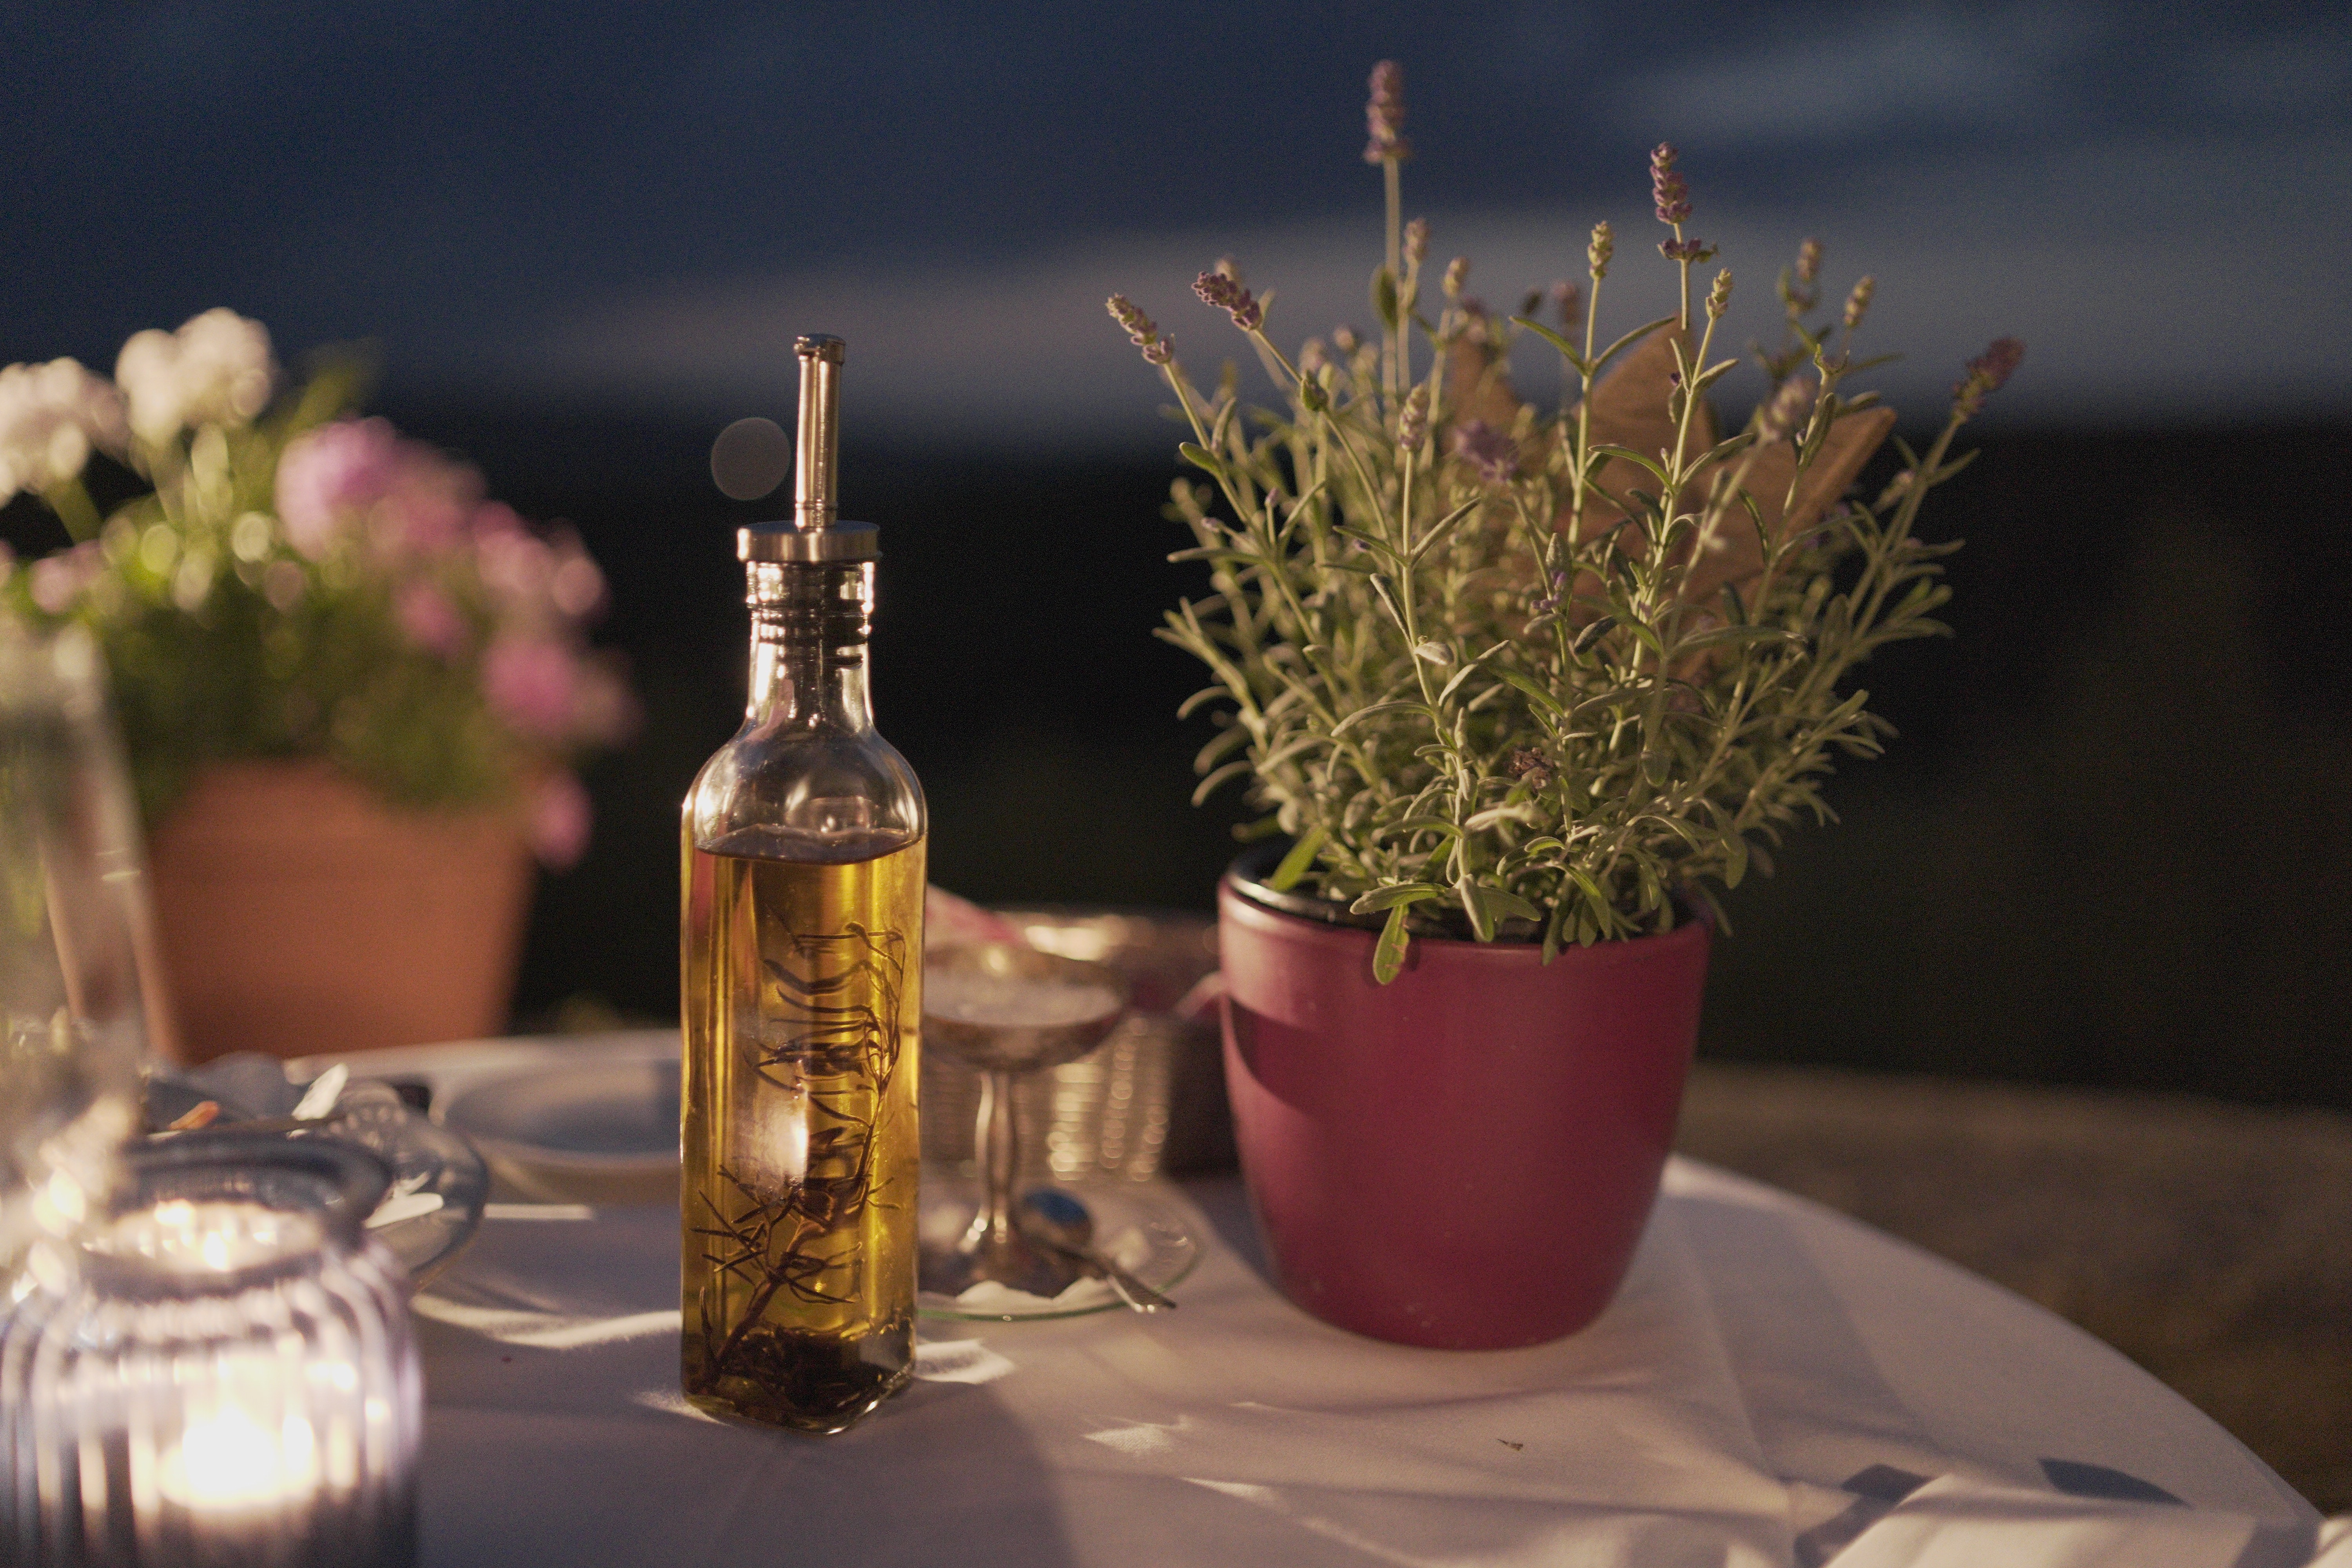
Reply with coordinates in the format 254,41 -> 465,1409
483,636 -> 577,739
376,448 -> 475,555
27,542 -> 103,615
547,534 -> 606,620
476,528 -> 553,606
530,771 -> 593,869
276,419 -> 492,559
276,418 -> 400,557
470,501 -> 523,537
396,580 -> 466,659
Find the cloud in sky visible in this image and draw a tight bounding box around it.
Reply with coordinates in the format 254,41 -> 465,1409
1606,5 -> 2103,145
524,129 -> 2352,452
3,4 -> 2345,446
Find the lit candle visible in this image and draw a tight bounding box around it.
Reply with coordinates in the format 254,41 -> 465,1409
104,1197 -> 319,1269
158,1399 -> 321,1516
115,1207 -> 346,1543
1,1137 -> 419,1568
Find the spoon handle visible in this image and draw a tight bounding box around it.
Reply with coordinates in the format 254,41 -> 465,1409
1037,1238 -> 1176,1312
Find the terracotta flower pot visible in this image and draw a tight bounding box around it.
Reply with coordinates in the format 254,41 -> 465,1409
147,761 -> 533,1063
1218,864 -> 1710,1348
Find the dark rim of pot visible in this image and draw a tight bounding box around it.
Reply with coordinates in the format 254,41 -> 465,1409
1225,839 -> 1545,942
1226,839 -> 1708,944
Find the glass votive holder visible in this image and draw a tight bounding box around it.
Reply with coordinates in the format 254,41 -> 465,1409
2,1132 -> 420,1567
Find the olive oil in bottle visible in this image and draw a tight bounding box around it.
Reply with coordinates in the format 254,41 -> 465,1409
679,337 -> 925,1434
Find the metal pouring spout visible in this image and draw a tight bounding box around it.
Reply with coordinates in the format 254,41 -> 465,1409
738,333 -> 878,565
792,333 -> 842,532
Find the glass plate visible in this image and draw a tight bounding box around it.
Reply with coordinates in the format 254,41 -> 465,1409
147,1061 -> 489,1289
916,1177 -> 1200,1321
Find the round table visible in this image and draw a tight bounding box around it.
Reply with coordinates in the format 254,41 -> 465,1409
318,1034 -> 2330,1568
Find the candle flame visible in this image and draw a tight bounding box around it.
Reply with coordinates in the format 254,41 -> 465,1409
159,1404 -> 319,1514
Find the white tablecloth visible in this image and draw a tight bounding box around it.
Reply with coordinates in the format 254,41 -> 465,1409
344,1040 -> 2328,1567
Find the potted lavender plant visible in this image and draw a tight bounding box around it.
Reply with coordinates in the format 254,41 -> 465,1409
1108,65 -> 2021,1347
0,311 -> 633,1060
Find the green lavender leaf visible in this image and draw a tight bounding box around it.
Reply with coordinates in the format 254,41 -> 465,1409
1267,825 -> 1328,891
1590,314 -> 1680,377
1588,445 -> 1671,486
1332,699 -> 1434,735
1508,316 -> 1586,372
1374,902 -> 1413,982
1349,882 -> 1444,914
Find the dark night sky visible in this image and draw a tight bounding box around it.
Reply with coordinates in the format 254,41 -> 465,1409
8,3 -> 2349,452
9,6 -> 2352,1116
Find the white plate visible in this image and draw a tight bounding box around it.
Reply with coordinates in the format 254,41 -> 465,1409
289,1030 -> 682,1207
441,1055 -> 679,1205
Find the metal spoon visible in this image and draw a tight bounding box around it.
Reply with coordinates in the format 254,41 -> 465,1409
1018,1190 -> 1177,1313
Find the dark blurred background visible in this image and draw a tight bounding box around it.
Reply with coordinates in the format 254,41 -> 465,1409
7,2 -> 2350,1108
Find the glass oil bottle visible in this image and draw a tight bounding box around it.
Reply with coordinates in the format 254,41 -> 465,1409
680,336 -> 924,1434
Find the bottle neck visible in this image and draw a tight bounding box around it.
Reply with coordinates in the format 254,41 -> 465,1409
745,561 -> 875,735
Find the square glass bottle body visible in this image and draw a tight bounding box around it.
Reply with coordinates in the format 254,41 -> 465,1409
679,558 -> 924,1434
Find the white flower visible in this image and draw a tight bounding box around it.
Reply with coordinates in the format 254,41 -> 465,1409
114,309 -> 274,444
0,359 -> 126,503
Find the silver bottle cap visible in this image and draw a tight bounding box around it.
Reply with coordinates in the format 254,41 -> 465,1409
738,334 -> 879,564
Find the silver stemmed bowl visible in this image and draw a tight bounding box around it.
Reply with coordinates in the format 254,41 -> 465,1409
918,942 -> 1128,1300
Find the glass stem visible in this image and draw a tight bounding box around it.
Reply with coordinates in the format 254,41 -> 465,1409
975,1070 -> 1020,1258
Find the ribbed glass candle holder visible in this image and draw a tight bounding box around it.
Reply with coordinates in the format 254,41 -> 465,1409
1,1133 -> 421,1567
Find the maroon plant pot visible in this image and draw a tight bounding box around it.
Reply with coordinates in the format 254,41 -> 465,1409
1218,871 -> 1711,1349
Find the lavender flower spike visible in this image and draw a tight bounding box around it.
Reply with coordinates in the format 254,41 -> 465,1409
1651,143 -> 1691,225
1952,337 -> 2025,417
1107,294 -> 1155,344
1588,221 -> 1614,280
1844,276 -> 1876,330
1193,270 -> 1264,333
1403,218 -> 1429,269
1452,419 -> 1519,485
1797,238 -> 1822,285
1757,376 -> 1814,444
1396,384 -> 1430,452
1107,294 -> 1174,365
1364,60 -> 1410,164
1659,237 -> 1718,265
1706,269 -> 1733,321
1966,337 -> 2025,391
1442,256 -> 1470,301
